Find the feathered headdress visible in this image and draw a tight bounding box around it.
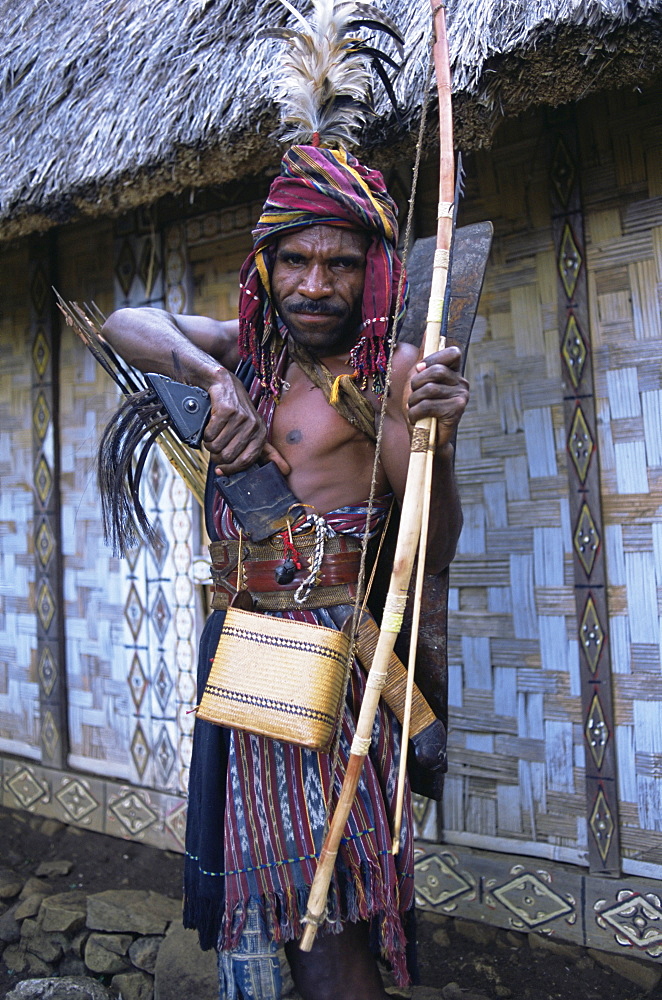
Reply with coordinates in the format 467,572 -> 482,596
262,0 -> 404,148
239,0 -> 407,398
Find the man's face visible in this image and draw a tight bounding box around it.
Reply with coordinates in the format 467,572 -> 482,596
271,225 -> 368,356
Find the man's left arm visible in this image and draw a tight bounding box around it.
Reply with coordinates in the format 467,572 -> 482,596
379,343 -> 469,574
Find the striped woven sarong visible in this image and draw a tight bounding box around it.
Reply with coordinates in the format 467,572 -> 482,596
215,496 -> 413,990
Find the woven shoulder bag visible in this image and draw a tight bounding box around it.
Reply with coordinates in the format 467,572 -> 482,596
197,607 -> 351,752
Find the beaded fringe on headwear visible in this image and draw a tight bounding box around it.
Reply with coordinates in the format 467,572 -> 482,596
238,145 -> 407,399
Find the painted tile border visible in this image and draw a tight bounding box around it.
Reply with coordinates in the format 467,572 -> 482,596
414,841 -> 662,963
0,753 -> 187,853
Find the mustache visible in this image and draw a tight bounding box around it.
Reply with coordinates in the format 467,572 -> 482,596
284,300 -> 346,317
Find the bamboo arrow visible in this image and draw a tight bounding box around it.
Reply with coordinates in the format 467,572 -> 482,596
299,0 -> 455,950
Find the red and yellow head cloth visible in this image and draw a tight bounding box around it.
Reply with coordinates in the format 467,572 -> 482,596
238,145 -> 407,398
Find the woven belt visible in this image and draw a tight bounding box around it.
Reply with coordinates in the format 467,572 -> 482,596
209,535 -> 362,611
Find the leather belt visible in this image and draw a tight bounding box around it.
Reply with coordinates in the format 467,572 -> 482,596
209,535 -> 362,611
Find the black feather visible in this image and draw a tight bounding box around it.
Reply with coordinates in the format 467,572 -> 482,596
97,390 -> 168,556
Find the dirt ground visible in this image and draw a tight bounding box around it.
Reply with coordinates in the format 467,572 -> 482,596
0,803 -> 660,1000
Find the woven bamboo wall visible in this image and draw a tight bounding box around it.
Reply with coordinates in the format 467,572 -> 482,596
0,244 -> 40,759
579,88 -> 662,874
441,87 -> 662,872
55,221 -> 130,776
442,109 -> 586,859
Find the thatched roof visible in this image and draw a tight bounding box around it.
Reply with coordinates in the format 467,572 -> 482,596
1,0 -> 661,243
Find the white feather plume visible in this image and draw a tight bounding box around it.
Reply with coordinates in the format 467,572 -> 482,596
261,0 -> 403,148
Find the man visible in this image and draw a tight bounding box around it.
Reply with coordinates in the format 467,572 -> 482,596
102,145 -> 468,1000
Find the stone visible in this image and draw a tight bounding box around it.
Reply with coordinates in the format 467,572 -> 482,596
411,988 -> 447,999
35,860 -> 74,878
111,970 -> 154,1000
25,952 -> 54,976
20,878 -> 52,900
39,892 -> 87,934
86,891 -> 181,936
153,923 -> 218,1000
0,868 -> 24,900
528,933 -> 582,961
453,919 -> 497,947
5,976 -> 116,999
587,949 -> 662,993
128,935 -> 164,974
495,988 -> 512,998
21,920 -> 64,965
3,942 -> 29,973
432,927 -> 451,947
16,894 -> 51,920
0,902 -> 22,943
84,933 -> 133,974
58,956 -> 87,977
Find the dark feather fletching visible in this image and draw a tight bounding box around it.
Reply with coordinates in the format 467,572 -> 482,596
97,390 -> 172,556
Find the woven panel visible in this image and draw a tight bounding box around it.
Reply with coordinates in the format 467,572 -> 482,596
55,221 -> 132,778
444,112 -> 588,859
0,244 -> 40,759
579,88 -> 662,870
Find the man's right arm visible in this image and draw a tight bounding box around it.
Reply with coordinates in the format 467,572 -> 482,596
101,308 -> 288,476
101,308 -> 240,387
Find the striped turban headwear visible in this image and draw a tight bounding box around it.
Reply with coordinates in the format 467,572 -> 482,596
238,145 -> 407,398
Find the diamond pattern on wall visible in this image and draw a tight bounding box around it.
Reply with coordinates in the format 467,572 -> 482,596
35,456 -> 53,505
414,853 -> 474,908
6,767 -> 48,809
56,779 -> 100,822
131,723 -> 150,779
585,694 -> 609,769
124,584 -> 145,641
149,517 -> 169,574
36,518 -> 55,568
150,586 -> 171,643
110,792 -> 158,836
41,709 -> 60,759
148,450 -> 168,503
597,892 -> 662,952
561,314 -> 587,389
33,392 -> 51,440
558,223 -> 582,300
32,329 -> 50,377
154,725 -> 176,783
590,789 -> 615,862
128,654 -> 148,711
37,580 -> 56,631
573,502 -> 600,577
580,596 -> 604,673
492,873 -> 574,928
38,646 -> 57,696
154,657 -> 174,713
568,405 -> 593,484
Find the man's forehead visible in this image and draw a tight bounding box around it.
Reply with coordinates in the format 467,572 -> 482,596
276,225 -> 369,256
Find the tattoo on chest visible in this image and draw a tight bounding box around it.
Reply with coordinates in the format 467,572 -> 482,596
286,429 -> 303,445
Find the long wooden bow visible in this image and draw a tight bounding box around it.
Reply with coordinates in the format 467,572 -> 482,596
300,0 -> 455,950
